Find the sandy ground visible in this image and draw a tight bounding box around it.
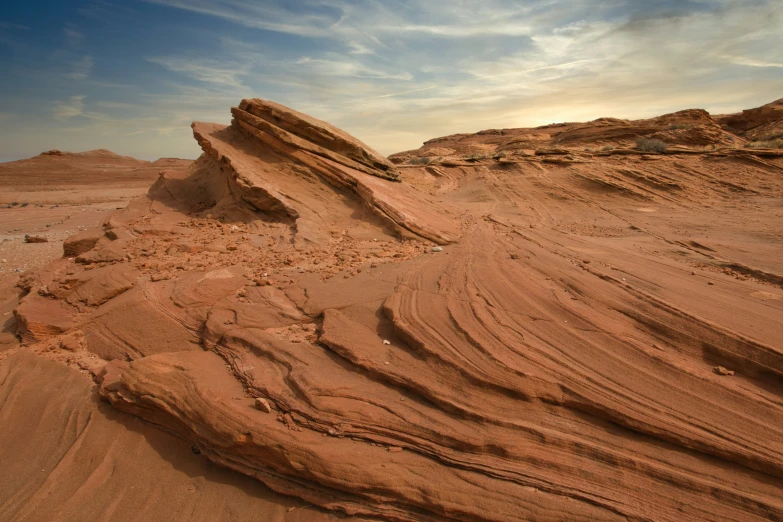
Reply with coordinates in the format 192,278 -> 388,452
0,150 -> 190,281
0,200 -> 135,277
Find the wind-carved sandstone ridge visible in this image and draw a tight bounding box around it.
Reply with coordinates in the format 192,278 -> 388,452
3,98 -> 783,522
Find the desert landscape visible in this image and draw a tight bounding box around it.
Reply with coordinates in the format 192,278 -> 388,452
0,151 -> 191,277
0,95 -> 781,521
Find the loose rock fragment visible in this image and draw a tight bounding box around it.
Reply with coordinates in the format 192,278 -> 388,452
255,397 -> 272,413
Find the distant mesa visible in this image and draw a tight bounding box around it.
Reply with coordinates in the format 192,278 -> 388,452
37,148 -> 141,161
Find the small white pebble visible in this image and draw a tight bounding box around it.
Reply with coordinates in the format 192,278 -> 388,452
382,340 -> 391,345
431,246 -> 443,252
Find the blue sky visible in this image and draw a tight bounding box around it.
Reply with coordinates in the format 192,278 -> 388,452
0,0 -> 781,161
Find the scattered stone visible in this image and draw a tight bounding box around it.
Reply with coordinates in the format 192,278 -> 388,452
714,366 -> 734,376
60,332 -> 82,351
191,446 -> 201,455
24,235 -> 48,243
431,246 -> 443,252
226,243 -> 238,251
707,281 -> 714,286
510,253 -> 520,260
691,271 -> 696,275
255,397 -> 272,413
383,340 -> 391,345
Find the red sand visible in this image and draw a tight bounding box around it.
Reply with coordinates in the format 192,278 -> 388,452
1,98 -> 783,521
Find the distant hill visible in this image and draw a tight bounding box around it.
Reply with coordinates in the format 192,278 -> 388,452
0,148 -> 193,188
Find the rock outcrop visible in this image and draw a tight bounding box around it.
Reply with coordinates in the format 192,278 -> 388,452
190,98 -> 457,245
717,97 -> 783,136
235,99 -> 400,181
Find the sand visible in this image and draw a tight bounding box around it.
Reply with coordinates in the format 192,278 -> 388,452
1,97 -> 782,521
0,150 -> 191,280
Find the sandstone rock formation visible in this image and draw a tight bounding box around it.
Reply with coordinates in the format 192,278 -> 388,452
717,97 -> 783,140
2,97 -> 783,521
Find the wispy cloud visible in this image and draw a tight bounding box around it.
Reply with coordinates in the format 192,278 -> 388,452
147,56 -> 250,89
723,56 -> 783,68
0,21 -> 29,30
53,95 -> 87,119
378,86 -> 438,99
295,56 -> 412,81
347,41 -> 374,55
64,26 -> 84,48
68,55 -> 94,79
52,95 -> 114,121
143,0 -> 341,37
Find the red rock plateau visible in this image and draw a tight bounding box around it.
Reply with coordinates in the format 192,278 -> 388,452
2,97 -> 783,521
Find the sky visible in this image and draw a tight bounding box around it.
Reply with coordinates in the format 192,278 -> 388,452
0,0 -> 781,161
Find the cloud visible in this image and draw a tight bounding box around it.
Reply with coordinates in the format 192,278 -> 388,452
294,56 -> 412,81
52,96 -> 114,122
64,26 -> 84,48
68,55 -> 94,79
147,56 -> 250,89
0,21 -> 29,30
53,95 -> 87,119
347,41 -> 374,55
143,0 -> 341,37
723,56 -> 783,68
